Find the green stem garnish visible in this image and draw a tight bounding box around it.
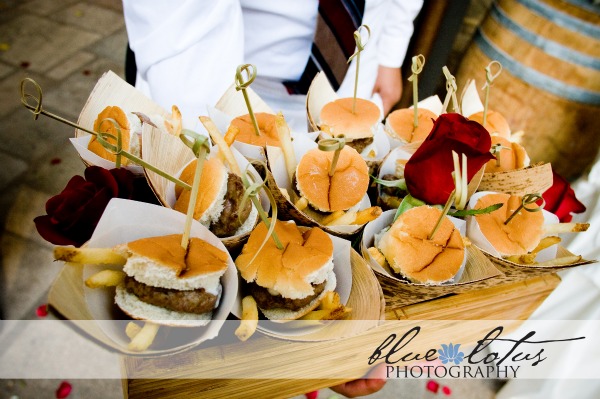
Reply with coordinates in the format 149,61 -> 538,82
371,176 -> 407,191
441,66 -> 460,114
20,77 -> 192,190
407,54 -> 425,128
504,193 -> 544,225
482,61 -> 502,126
178,130 -> 210,250
318,136 -> 346,177
348,25 -> 370,114
235,64 -> 260,137
449,203 -> 502,217
240,164 -> 284,256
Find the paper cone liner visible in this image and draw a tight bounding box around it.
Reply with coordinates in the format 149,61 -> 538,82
74,70 -> 169,173
305,72 -> 389,164
142,124 -> 269,252
48,198 -> 238,356
478,163 -> 553,195
360,210 -> 503,307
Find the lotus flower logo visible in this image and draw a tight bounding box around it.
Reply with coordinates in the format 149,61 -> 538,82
438,343 -> 464,365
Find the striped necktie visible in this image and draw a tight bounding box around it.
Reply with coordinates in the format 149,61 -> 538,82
283,0 -> 366,95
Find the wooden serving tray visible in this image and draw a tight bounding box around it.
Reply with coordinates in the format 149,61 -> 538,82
120,273 -> 561,399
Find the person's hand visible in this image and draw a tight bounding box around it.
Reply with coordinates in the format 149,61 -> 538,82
329,363 -> 387,398
372,65 -> 402,116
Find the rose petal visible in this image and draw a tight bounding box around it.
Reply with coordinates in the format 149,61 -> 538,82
34,215 -> 85,247
110,167 -> 135,199
56,381 -> 72,399
305,390 -> 319,399
542,171 -> 586,223
426,380 -> 439,393
442,385 -> 452,395
85,166 -> 119,197
36,304 -> 49,317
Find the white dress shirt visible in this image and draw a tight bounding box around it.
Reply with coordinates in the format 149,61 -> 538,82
123,0 -> 423,129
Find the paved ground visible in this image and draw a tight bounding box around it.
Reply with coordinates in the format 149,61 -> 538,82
0,1 -> 503,398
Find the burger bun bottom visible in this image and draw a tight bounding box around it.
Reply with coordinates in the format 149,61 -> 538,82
260,270 -> 337,323
115,285 -> 213,327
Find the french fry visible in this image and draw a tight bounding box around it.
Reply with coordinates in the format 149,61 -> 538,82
321,210 -> 345,225
224,125 -> 240,146
352,206 -> 382,225
504,254 -> 536,265
275,112 -> 297,183
125,322 -> 142,339
368,247 -> 388,268
543,223 -> 590,235
85,270 -> 126,288
535,255 -> 583,267
200,116 -> 241,176
533,236 -> 562,252
294,196 -> 308,211
318,291 -> 341,310
504,236 -> 562,265
165,105 -> 183,136
54,247 -> 126,266
235,295 -> 259,342
280,188 -> 291,201
326,210 -> 357,226
298,309 -> 331,321
128,322 -> 159,352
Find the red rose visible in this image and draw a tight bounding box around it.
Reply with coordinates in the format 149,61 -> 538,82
34,166 -> 156,247
542,170 -> 586,223
404,113 -> 494,205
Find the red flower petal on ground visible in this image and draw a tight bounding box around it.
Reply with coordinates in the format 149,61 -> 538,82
404,113 -> 493,205
426,379 -> 439,393
56,381 -> 72,398
305,390 -> 318,399
442,385 -> 452,395
36,304 -> 48,317
542,170 -> 586,223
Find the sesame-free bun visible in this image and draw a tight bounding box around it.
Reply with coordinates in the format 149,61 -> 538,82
320,98 -> 380,140
385,108 -> 437,143
88,105 -> 141,164
296,146 -> 369,212
235,220 -> 335,300
378,206 -> 465,284
472,193 -> 544,255
484,134 -> 530,173
230,112 -> 281,147
468,110 -> 511,139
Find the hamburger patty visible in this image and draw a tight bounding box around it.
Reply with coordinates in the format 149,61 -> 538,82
247,280 -> 327,311
346,137 -> 373,154
124,276 -> 217,314
211,173 -> 252,237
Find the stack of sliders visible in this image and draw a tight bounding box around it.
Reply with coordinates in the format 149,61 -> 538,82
466,192 -> 589,265
235,219 -> 348,322
319,98 -> 380,154
54,233 -> 229,350
370,206 -> 466,285
173,157 -> 258,238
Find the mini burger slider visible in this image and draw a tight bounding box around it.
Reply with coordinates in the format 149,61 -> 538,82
319,98 -> 380,154
377,206 -> 465,284
174,157 -> 258,237
384,107 -> 437,144
470,193 -> 544,256
88,105 -> 142,165
295,146 -> 370,213
235,220 -> 336,321
229,112 -> 281,147
114,234 -> 228,326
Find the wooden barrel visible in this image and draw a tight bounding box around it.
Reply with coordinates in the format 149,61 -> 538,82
456,0 -> 600,179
